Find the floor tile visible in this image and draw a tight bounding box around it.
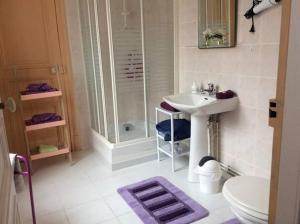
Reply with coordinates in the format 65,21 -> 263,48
57,184 -> 101,209
212,207 -> 236,221
36,210 -> 69,224
92,175 -> 132,197
65,199 -> 115,224
97,217 -> 120,224
117,212 -> 143,224
34,192 -> 63,216
103,193 -> 131,216
17,150 -> 233,224
192,215 -> 223,224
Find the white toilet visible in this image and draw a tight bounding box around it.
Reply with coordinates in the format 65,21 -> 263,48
222,176 -> 270,224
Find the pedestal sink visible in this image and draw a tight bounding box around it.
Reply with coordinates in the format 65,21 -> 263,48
163,93 -> 238,182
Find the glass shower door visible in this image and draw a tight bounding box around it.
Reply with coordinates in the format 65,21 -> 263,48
79,0 -> 106,136
108,0 -> 146,142
143,0 -> 174,137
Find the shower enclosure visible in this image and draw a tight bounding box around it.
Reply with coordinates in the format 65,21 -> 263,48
78,0 -> 174,165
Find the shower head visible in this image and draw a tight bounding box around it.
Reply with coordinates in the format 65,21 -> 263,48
121,0 -> 130,30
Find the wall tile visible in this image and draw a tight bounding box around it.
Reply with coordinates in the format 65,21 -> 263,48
256,109 -> 274,140
237,17 -> 261,45
179,0 -> 198,23
254,136 -> 273,172
257,77 -> 277,110
259,5 -> 282,43
220,127 -> 238,157
238,0 -> 253,16
259,44 -> 280,77
237,76 -> 259,108
179,21 -> 198,46
237,45 -> 261,77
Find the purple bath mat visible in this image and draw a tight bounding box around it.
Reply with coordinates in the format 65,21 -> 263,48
117,176 -> 209,224
222,218 -> 241,224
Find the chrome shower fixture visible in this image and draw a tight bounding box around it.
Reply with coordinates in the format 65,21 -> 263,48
121,0 -> 130,30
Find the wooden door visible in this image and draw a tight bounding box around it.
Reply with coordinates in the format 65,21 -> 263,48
268,0 -> 292,223
0,98 -> 21,224
0,0 -> 78,156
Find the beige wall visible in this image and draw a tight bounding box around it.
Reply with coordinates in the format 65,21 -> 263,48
178,0 -> 282,178
64,0 -> 92,149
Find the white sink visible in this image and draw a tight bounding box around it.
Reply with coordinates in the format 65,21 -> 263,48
163,93 -> 239,182
163,93 -> 238,115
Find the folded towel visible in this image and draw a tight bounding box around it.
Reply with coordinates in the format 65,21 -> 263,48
160,102 -> 179,112
38,145 -> 58,154
156,119 -> 191,141
25,113 -> 62,125
216,90 -> 236,99
21,83 -> 57,95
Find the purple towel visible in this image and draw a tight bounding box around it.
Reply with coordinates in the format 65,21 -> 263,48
26,113 -> 62,125
216,90 -> 236,99
160,101 -> 179,112
21,83 -> 57,95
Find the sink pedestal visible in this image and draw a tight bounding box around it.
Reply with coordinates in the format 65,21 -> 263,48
188,114 -> 209,182
163,92 -> 238,182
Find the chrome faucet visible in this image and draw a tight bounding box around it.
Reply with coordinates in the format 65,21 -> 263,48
203,83 -> 216,95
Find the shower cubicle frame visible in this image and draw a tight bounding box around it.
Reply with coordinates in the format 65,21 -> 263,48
86,0 -> 108,138
90,0 -> 152,143
83,0 -> 177,148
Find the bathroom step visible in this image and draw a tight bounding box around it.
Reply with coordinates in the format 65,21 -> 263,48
25,120 -> 66,132
30,147 -> 69,161
20,91 -> 62,101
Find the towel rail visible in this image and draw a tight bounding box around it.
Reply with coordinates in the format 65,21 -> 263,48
155,107 -> 190,172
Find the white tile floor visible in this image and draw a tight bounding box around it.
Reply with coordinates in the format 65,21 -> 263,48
17,150 -> 236,224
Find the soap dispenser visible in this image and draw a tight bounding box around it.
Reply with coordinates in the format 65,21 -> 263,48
191,82 -> 198,93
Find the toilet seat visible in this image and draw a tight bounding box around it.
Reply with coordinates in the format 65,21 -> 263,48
223,176 -> 270,223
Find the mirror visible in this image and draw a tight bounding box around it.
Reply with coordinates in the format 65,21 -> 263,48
198,0 -> 237,49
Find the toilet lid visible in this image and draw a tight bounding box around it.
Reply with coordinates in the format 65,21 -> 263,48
223,176 -> 270,216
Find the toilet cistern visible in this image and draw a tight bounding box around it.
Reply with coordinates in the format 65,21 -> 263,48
163,90 -> 238,182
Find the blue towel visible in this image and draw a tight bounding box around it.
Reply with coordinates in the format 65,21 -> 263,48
156,119 -> 191,141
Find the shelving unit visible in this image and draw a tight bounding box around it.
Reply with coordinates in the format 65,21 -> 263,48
25,120 -> 66,132
30,147 -> 69,161
155,107 -> 190,172
20,91 -> 62,101
19,65 -> 72,164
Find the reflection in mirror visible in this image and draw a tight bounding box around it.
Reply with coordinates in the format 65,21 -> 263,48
198,0 -> 237,49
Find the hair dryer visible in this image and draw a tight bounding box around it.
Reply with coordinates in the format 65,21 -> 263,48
245,0 -> 280,19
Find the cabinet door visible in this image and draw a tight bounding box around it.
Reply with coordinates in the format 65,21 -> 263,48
0,98 -> 20,224
0,0 -> 76,155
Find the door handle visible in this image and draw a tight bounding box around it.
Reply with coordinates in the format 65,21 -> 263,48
0,97 -> 16,113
